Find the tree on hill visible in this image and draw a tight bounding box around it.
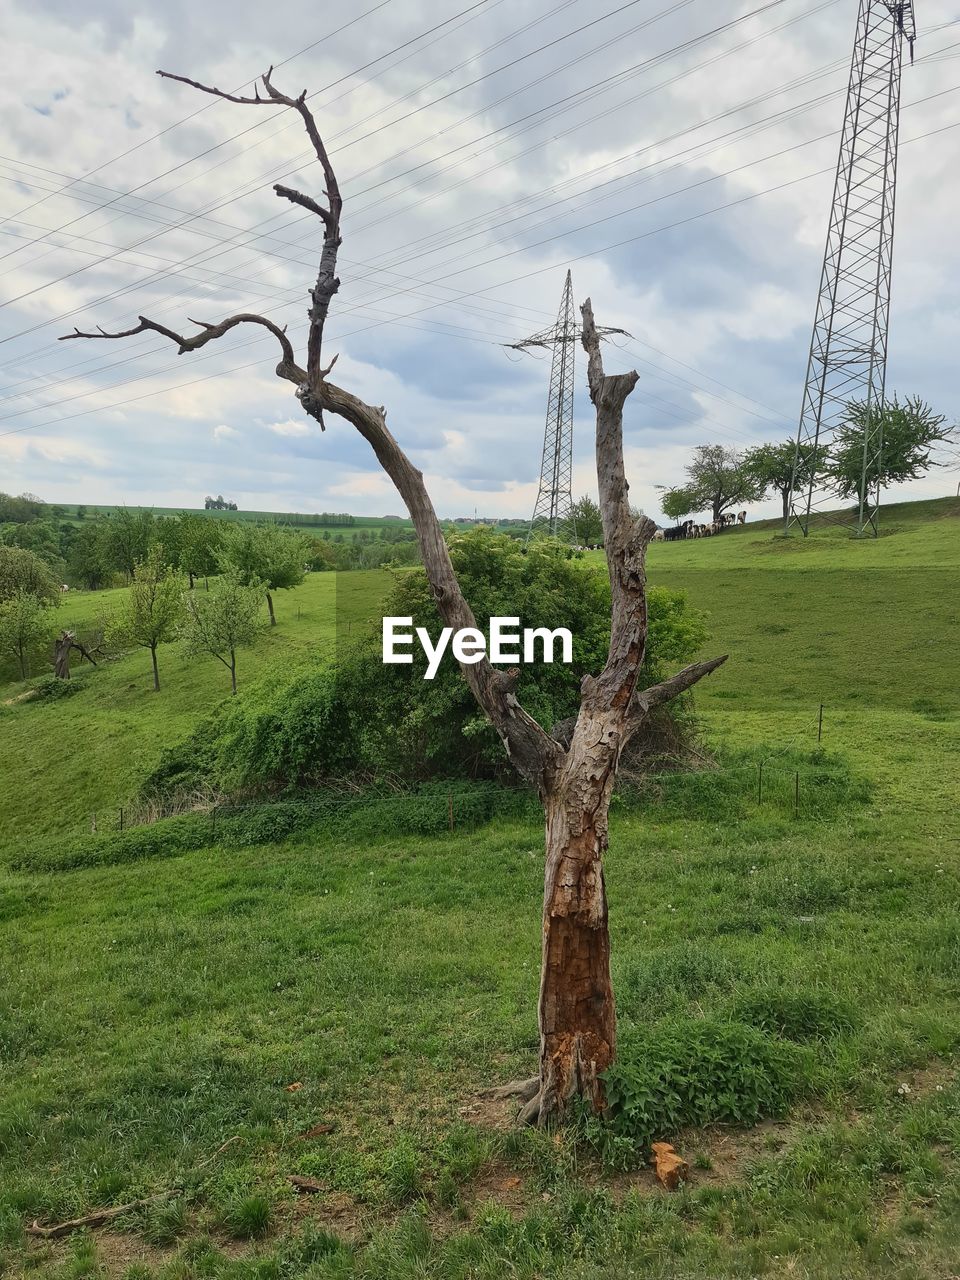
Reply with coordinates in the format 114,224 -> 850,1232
0,591 -> 58,679
176,513 -> 223,588
182,572 -> 264,694
827,395 -> 956,507
103,507 -> 155,581
218,522 -> 311,625
743,439 -> 813,523
0,546 -> 60,604
658,485 -> 698,525
64,66 -> 727,1126
108,548 -> 185,692
67,521 -> 112,590
570,495 -> 604,545
682,445 -> 766,522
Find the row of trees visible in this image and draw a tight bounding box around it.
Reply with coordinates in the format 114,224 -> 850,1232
660,397 -> 956,524
1,497 -> 427,594
110,550 -> 263,694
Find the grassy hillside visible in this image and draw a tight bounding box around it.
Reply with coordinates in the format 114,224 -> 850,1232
0,571 -> 389,844
1,498 -> 958,1278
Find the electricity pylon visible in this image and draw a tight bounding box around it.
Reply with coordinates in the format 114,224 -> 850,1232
509,271 -> 623,541
787,0 -> 916,537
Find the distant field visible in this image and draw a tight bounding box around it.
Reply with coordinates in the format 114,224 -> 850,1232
51,503 -> 530,539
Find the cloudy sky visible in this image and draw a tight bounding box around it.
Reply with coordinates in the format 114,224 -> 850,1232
0,0 -> 957,521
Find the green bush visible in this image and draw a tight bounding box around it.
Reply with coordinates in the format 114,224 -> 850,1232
732,989 -> 859,1040
603,1018 -> 814,1149
140,529 -> 709,797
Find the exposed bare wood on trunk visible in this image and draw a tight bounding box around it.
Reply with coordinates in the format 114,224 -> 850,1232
53,631 -> 98,681
62,66 -> 728,1124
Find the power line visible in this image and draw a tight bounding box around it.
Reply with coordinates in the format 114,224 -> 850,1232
4,113 -> 956,445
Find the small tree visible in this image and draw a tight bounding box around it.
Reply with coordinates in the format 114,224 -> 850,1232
109,548 -> 185,691
177,513 -> 222,588
659,485 -> 697,524
684,445 -> 765,522
570,495 -> 604,545
103,507 -> 156,581
827,395 -> 956,506
743,440 -> 811,523
182,572 -> 264,693
0,546 -> 60,604
218,522 -> 310,625
0,591 -> 57,679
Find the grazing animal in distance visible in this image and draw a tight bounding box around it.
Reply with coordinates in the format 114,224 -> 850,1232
738,510 -> 747,525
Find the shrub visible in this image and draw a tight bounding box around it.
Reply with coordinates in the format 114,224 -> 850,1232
603,1018 -> 813,1149
732,989 -> 859,1041
140,529 -> 709,796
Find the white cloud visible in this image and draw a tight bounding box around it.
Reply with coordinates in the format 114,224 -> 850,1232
266,418 -> 312,438
213,424 -> 239,442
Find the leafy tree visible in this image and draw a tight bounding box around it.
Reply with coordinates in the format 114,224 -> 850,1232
0,546 -> 60,604
332,529 -> 707,780
76,505 -> 88,520
659,486 -> 697,524
683,445 -> 766,522
0,591 -> 58,679
743,439 -> 812,522
176,513 -> 223,588
827,395 -> 956,506
182,571 -> 264,693
218,522 -> 311,625
0,492 -> 44,523
108,547 -> 185,691
67,522 -> 112,590
570,495 -> 604,545
0,518 -> 65,580
102,507 -> 155,580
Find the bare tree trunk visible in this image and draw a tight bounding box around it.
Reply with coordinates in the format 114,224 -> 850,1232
230,652 -> 237,695
151,644 -> 160,692
54,633 -> 73,679
266,591 -> 276,626
530,779 -> 616,1123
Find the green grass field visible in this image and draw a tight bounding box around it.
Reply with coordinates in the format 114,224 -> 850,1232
1,499 -> 958,1279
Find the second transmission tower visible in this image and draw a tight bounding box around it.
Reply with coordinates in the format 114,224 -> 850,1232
510,271 -> 623,541
787,0 -> 916,537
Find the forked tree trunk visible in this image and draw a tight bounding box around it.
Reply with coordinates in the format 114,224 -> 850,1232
62,65 -> 728,1130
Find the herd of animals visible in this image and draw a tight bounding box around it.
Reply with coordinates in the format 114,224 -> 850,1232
653,510 -> 747,542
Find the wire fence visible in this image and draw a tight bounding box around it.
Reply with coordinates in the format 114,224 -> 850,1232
76,703 -> 848,845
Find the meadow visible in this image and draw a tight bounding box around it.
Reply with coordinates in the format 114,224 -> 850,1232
1,497 -> 958,1279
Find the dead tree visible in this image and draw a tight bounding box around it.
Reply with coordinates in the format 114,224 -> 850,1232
54,631 -> 98,681
63,68 -> 727,1123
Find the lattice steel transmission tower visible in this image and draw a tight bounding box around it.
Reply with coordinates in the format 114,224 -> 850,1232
787,0 -> 916,537
510,271 -> 623,541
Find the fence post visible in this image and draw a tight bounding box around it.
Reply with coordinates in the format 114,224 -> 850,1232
818,703 -> 824,742
757,762 -> 764,807
448,792 -> 454,832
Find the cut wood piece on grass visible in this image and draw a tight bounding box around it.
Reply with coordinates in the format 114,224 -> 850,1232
300,1122 -> 334,1138
650,1141 -> 690,1191
289,1176 -> 326,1194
